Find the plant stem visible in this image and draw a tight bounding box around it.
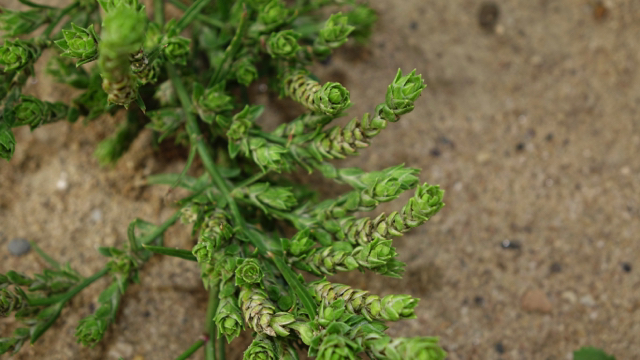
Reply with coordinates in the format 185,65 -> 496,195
207,5 -> 251,88
154,0 -> 165,26
175,0 -> 214,33
204,283 -> 221,360
166,64 -> 317,319
43,2 -> 80,39
233,171 -> 268,188
138,210 -> 181,245
248,129 -> 288,145
176,339 -> 206,360
18,0 -> 57,9
168,0 -> 226,28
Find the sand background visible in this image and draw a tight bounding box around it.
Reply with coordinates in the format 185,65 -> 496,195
1,0 -> 639,359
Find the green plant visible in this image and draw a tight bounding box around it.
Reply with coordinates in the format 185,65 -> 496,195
573,347 -> 616,360
0,0 -> 445,359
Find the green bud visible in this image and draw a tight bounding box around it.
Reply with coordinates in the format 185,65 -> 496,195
386,69 -> 427,115
100,4 -> 146,58
244,335 -> 277,360
317,334 -> 361,360
0,288 -> 27,317
243,182 -> 297,211
346,5 -> 378,43
215,298 -> 244,343
269,312 -> 295,336
227,106 -> 257,141
315,82 -> 351,116
287,229 -> 315,256
267,30 -> 301,59
257,0 -> 290,28
318,299 -> 346,326
366,336 -> 447,360
288,321 -> 314,345
194,83 -> 234,114
352,239 -> 397,268
319,13 -> 355,46
14,96 -> 47,128
0,122 -> 16,161
232,58 -> 258,86
249,138 -> 288,173
0,40 -> 33,72
163,36 -> 190,66
55,24 -> 99,66
235,258 -> 264,286
192,241 -> 215,264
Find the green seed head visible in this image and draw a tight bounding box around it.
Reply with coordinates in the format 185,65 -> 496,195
0,41 -> 30,72
267,30 -> 301,59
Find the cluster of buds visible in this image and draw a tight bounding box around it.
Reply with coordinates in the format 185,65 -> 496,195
0,39 -> 39,72
239,287 -> 296,337
303,69 -> 426,161
309,280 -> 419,321
283,69 -> 351,116
55,24 -> 99,66
313,13 -> 355,59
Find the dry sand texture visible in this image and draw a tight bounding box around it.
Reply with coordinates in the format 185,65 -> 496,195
1,0 -> 639,359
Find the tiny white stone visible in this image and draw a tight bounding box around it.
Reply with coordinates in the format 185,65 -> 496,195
90,209 -> 103,222
56,172 -> 69,191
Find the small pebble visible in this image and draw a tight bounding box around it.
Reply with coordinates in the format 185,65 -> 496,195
474,296 -> 485,306
622,262 -> 632,273
8,238 -> 31,256
593,1 -> 608,21
521,289 -> 552,313
515,142 -> 525,151
550,262 -> 562,273
478,2 -> 500,32
90,208 -> 103,223
580,295 -> 596,307
561,291 -> 577,304
501,239 -> 521,250
495,342 -> 505,354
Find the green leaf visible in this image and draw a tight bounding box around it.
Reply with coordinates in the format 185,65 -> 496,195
272,256 -> 317,318
142,245 -> 197,261
573,347 -> 616,360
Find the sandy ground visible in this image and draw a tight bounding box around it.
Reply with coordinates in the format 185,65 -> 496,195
1,0 -> 639,359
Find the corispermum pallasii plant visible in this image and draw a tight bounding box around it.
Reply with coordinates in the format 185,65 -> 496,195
0,0 -> 447,359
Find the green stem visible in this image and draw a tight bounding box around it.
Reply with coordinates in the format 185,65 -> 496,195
154,0 -> 165,26
43,2 -> 80,39
204,283 -> 221,360
166,64 -> 317,319
166,63 -> 266,253
19,0 -> 57,9
175,0 -> 214,33
249,129 -> 288,145
233,171 -> 268,189
168,0 -> 226,28
207,5 -> 251,88
138,210 -> 181,245
176,339 -> 206,360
